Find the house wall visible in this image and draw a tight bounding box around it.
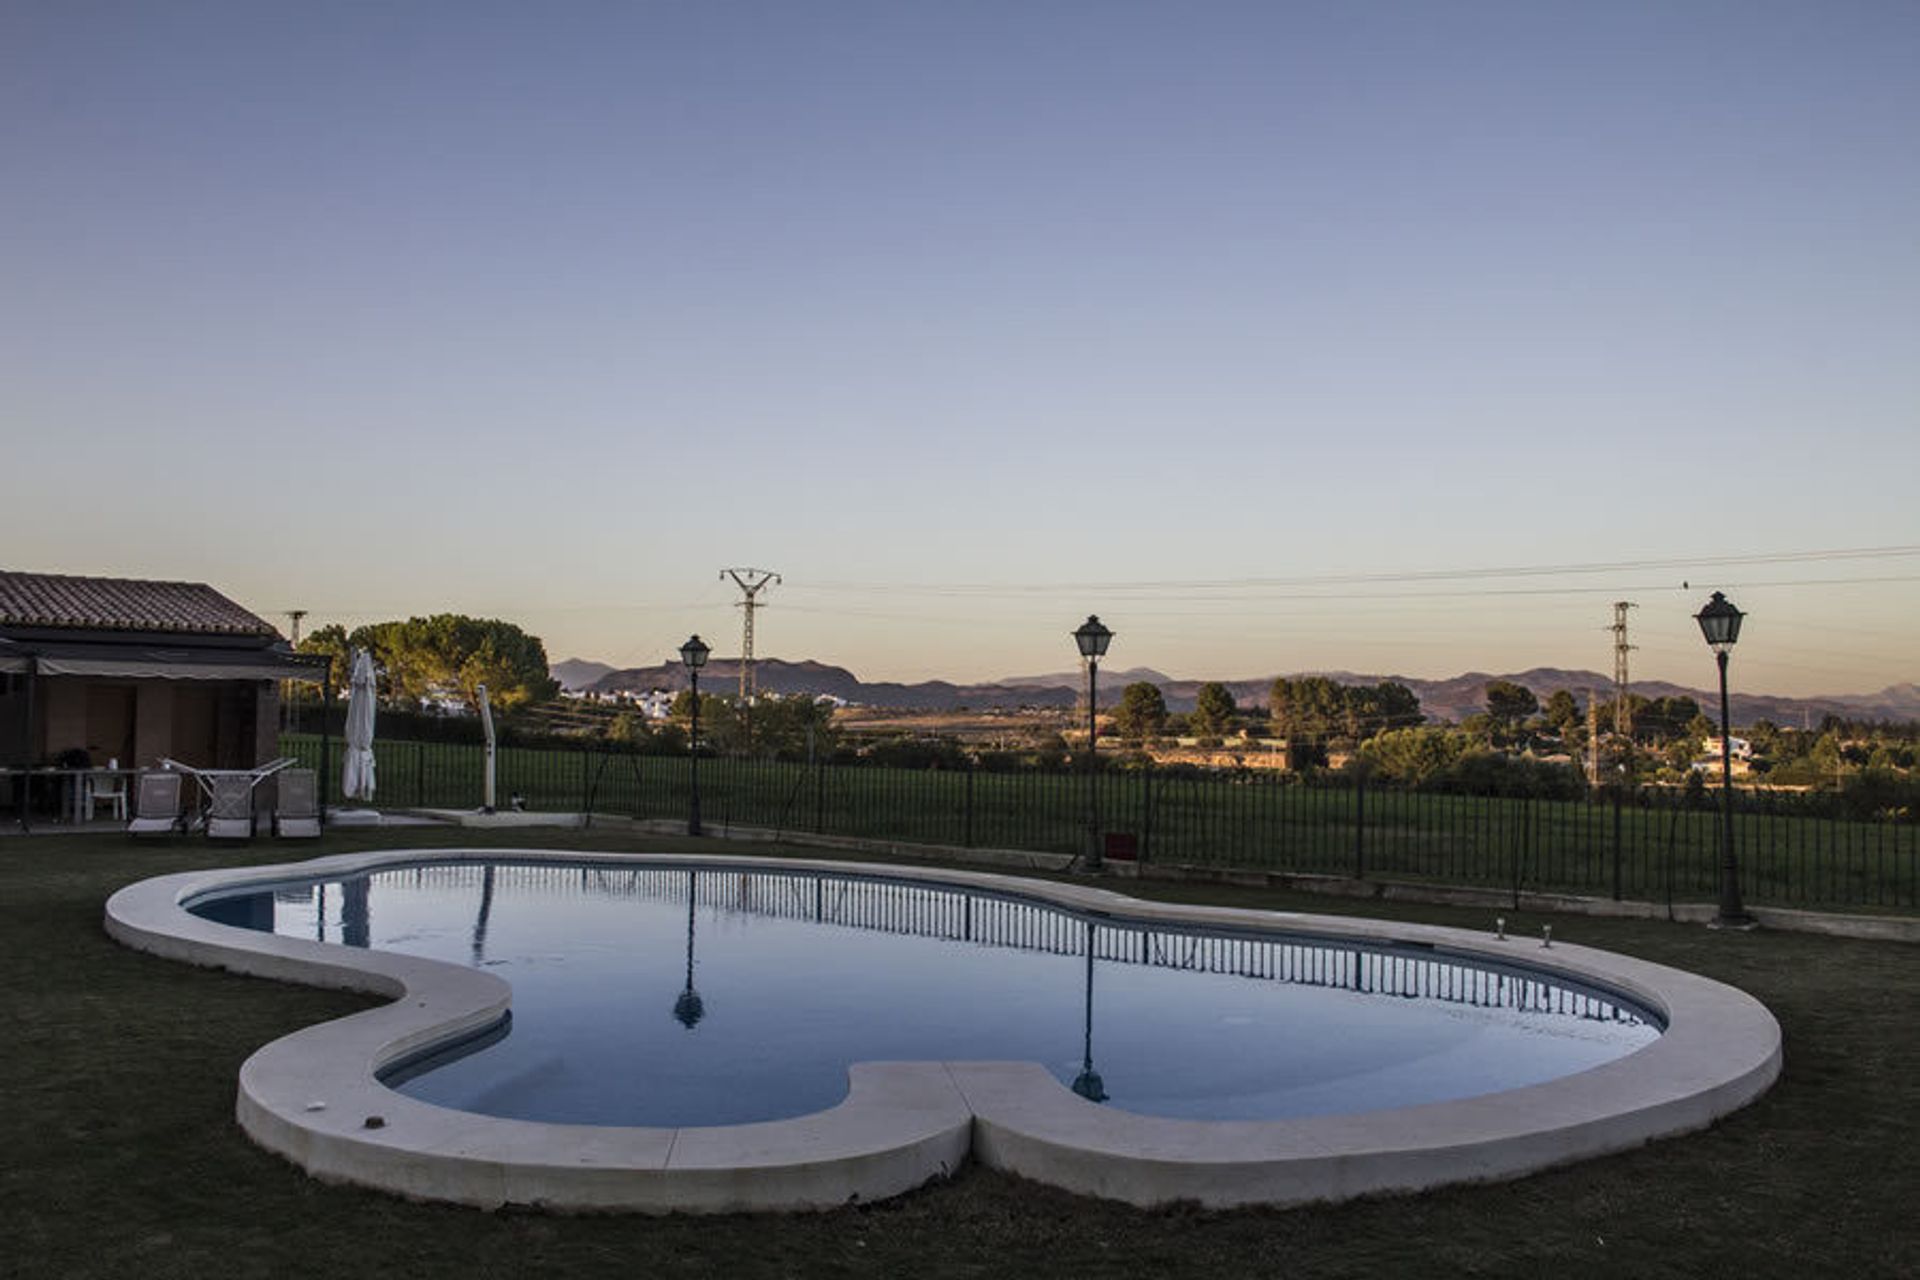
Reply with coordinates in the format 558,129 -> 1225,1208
253,681 -> 279,764
25,677 -> 283,769
84,683 -> 137,767
41,679 -> 88,760
0,674 -> 27,765
134,683 -> 173,766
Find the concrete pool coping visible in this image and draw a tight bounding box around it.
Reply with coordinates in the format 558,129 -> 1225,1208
104,847 -> 1782,1213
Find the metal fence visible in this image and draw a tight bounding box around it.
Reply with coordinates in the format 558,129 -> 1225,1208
281,733 -> 1917,912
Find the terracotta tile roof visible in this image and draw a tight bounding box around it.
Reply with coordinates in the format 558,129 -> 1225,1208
0,571 -> 277,637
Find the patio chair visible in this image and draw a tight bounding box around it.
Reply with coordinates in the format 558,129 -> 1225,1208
206,774 -> 257,841
89,760 -> 128,822
273,769 -> 321,839
127,771 -> 184,837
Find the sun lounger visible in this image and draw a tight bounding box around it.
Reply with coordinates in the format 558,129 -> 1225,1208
160,756 -> 294,841
206,774 -> 257,840
273,769 -> 321,838
127,771 -> 185,837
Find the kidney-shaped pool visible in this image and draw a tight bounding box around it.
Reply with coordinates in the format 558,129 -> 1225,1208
192,860 -> 1662,1128
109,850 -> 1780,1213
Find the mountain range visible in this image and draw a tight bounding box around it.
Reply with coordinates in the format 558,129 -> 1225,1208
553,657 -> 1920,728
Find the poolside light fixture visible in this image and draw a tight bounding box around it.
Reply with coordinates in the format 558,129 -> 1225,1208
1695,591 -> 1743,652
1073,615 -> 1114,661
681,635 -> 709,838
1694,593 -> 1754,929
1072,616 -> 1113,872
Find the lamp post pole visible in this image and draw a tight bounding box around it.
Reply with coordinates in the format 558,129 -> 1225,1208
1072,616 -> 1114,874
1086,656 -> 1099,868
689,668 -> 702,838
681,635 -> 710,838
1695,593 -> 1754,930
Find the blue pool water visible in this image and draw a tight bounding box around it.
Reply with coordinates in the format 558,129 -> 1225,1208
192,860 -> 1661,1128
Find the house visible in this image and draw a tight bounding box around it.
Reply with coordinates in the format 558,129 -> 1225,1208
635,689 -> 677,720
1703,735 -> 1753,761
0,570 -> 327,771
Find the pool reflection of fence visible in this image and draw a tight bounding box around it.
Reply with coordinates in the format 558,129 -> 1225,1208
360,862 -> 1653,1029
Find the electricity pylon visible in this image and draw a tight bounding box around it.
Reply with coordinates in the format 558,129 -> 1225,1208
1611,601 -> 1637,779
720,568 -> 781,701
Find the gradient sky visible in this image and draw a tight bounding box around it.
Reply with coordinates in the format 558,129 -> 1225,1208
4,2 -> 1916,695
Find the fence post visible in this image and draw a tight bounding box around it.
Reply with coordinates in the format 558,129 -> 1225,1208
814,759 -> 826,835
1140,768 -> 1153,865
964,762 -> 975,848
1353,771 -> 1366,880
1510,790 -> 1524,911
580,742 -> 591,818
1611,787 -> 1624,900
417,740 -> 426,807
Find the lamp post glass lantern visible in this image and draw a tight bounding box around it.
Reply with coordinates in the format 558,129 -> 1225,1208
1694,593 -> 1753,928
1072,616 -> 1114,872
680,635 -> 709,838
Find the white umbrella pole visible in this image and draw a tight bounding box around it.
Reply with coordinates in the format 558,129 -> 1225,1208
478,684 -> 497,813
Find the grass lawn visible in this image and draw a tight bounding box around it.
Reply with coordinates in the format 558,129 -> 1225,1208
3,827 -> 1915,1279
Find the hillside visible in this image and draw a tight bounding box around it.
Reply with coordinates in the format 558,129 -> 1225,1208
551,658 -> 615,692
586,658 -> 1080,710
569,657 -> 1920,726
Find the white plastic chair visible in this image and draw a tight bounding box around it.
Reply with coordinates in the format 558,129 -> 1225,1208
89,760 -> 127,822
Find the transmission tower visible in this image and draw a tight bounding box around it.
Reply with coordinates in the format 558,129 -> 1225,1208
1611,601 -> 1637,771
1587,687 -> 1601,787
720,568 -> 781,701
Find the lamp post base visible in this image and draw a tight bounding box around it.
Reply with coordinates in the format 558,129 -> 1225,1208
1708,912 -> 1759,931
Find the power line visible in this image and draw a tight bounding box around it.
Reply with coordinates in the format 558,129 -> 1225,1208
786,544 -> 1920,597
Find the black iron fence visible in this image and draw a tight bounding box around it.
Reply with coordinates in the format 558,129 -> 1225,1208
280,734 -> 1916,912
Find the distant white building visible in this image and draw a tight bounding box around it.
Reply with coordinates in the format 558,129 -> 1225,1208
633,689 -> 677,720
1703,735 -> 1753,760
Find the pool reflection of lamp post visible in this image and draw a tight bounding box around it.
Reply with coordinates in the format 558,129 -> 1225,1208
1073,615 -> 1114,873
471,864 -> 496,966
672,870 -> 705,1029
342,875 -> 371,950
1071,919 -> 1107,1102
680,634 -> 710,838
1695,592 -> 1756,930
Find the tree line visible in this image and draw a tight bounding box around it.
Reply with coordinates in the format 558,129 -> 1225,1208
299,615 -> 559,711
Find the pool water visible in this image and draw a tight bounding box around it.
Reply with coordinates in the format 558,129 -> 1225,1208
193,861 -> 1660,1128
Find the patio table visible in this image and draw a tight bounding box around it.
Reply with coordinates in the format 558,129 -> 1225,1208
2,767 -> 135,832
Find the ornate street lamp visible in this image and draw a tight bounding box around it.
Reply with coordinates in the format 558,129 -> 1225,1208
1694,593 -> 1754,929
672,869 -> 705,1029
1072,616 -> 1114,873
680,634 -> 710,838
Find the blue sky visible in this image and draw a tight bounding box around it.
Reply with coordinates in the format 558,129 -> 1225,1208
4,2 -> 1916,694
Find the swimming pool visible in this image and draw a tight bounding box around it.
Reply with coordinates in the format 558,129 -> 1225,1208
107,849 -> 1782,1213
191,861 -> 1661,1128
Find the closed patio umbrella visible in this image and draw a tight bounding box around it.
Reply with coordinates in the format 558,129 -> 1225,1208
341,649 -> 377,803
